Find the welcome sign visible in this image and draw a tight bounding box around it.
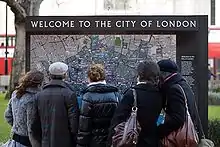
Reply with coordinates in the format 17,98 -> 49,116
25,15 -> 208,135
26,16 -> 199,32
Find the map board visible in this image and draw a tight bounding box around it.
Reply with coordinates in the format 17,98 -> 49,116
25,16 -> 208,135
30,34 -> 176,93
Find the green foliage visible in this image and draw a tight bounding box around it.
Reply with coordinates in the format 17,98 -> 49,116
208,91 -> 220,105
212,87 -> 220,93
115,37 -> 121,46
208,119 -> 220,146
0,93 -> 11,143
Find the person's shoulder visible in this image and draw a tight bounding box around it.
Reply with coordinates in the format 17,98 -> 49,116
122,88 -> 134,99
62,87 -> 76,97
86,84 -> 118,92
82,90 -> 93,103
169,83 -> 181,90
10,90 -> 17,100
171,82 -> 188,92
122,87 -> 132,94
177,81 -> 194,96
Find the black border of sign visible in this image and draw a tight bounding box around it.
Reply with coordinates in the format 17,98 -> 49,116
25,15 -> 208,135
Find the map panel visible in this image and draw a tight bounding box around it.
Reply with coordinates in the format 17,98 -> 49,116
30,35 -> 176,94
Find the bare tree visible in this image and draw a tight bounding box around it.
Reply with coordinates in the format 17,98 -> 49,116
0,0 -> 44,98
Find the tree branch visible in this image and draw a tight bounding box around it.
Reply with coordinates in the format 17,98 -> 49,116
32,0 -> 44,16
0,0 -> 27,19
37,0 -> 44,6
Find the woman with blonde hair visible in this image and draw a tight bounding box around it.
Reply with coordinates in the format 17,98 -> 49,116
77,64 -> 120,147
4,70 -> 44,147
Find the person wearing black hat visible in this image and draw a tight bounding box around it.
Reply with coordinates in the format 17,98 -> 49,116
157,59 -> 200,139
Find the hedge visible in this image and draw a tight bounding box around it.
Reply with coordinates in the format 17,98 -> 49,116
212,87 -> 220,93
208,119 -> 220,146
208,91 -> 220,105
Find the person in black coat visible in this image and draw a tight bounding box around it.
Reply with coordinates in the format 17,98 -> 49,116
31,62 -> 79,147
76,64 -> 120,147
109,60 -> 163,147
157,59 -> 201,139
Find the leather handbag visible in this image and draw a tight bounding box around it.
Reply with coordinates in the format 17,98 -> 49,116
162,84 -> 199,147
112,89 -> 141,147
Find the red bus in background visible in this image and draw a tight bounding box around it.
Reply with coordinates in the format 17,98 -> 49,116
208,26 -> 220,80
0,28 -> 219,76
209,26 -> 220,58
0,34 -> 15,75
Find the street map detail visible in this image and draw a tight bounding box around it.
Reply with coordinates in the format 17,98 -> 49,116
30,35 -> 176,94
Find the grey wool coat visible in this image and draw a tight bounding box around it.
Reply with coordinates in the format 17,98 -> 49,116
31,80 -> 79,147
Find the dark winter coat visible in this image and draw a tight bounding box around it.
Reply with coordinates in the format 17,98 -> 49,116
158,73 -> 200,138
31,80 -> 79,147
109,83 -> 163,147
76,84 -> 119,147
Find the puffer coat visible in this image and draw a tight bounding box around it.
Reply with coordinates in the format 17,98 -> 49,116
76,83 -> 120,147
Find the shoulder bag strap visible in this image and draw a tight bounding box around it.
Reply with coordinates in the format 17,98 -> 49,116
176,84 -> 189,145
179,83 -> 206,139
176,84 -> 189,113
114,92 -> 120,104
183,82 -> 206,139
193,94 -> 206,139
132,89 -> 137,107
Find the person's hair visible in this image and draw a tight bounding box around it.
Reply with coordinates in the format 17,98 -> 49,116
16,70 -> 44,98
88,64 -> 105,82
49,74 -> 66,80
137,60 -> 160,86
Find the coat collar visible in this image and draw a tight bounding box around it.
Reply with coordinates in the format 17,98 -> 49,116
25,87 -> 41,94
133,83 -> 159,92
43,80 -> 67,89
83,84 -> 118,94
161,73 -> 185,90
87,80 -> 106,86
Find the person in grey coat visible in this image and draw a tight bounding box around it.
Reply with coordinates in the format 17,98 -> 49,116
4,70 -> 44,147
31,62 -> 79,147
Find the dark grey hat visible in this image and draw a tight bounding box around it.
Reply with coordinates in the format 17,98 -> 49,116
157,59 -> 179,73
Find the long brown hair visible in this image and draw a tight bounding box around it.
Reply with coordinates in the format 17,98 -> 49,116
16,70 -> 44,98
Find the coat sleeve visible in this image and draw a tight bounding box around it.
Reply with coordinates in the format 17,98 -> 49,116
158,85 -> 186,138
65,92 -> 79,137
4,99 -> 13,126
27,99 -> 41,147
30,96 -> 42,144
107,90 -> 133,147
76,97 -> 93,147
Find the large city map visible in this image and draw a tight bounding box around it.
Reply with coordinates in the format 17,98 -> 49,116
30,35 -> 176,94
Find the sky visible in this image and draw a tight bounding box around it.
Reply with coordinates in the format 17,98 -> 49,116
39,0 -> 98,16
